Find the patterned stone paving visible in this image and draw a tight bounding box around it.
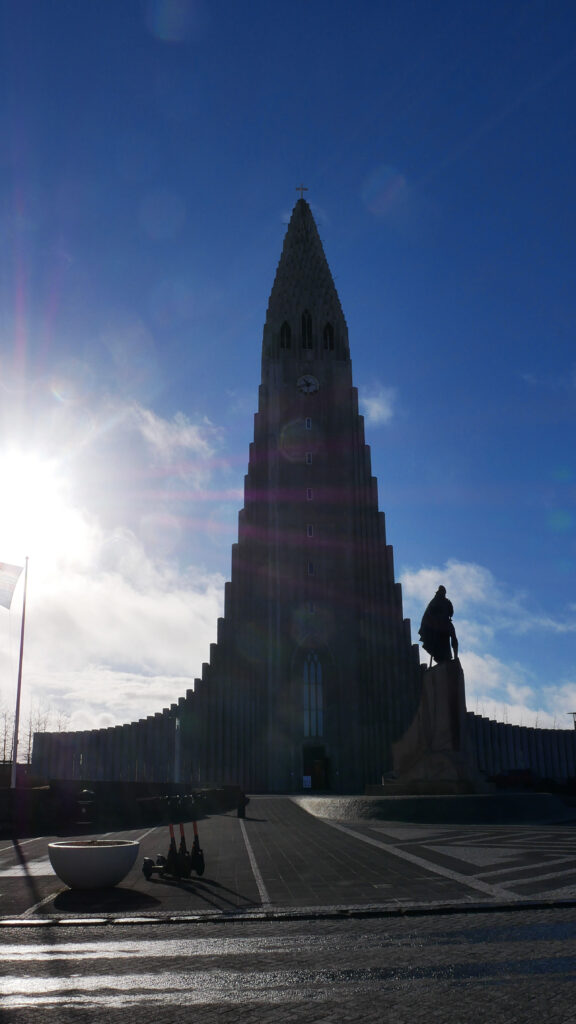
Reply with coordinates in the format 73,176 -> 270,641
2,798 -> 576,920
323,820 -> 576,901
2,798 -> 576,1020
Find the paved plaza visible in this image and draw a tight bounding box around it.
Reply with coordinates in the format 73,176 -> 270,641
2,796 -> 576,1020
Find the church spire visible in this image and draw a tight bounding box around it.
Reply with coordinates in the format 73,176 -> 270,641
263,199 -> 348,360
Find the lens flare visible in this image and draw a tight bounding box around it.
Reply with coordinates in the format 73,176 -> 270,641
145,0 -> 196,43
0,449 -> 92,570
139,189 -> 187,240
361,165 -> 407,217
548,509 -> 573,532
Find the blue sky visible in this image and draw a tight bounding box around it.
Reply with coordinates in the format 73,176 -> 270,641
0,0 -> 575,744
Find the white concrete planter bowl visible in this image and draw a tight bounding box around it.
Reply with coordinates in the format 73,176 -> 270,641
48,839 -> 140,889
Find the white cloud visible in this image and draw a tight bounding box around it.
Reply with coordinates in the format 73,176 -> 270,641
401,559 -> 576,636
131,405 -> 221,468
401,561 -> 501,613
443,649 -> 575,730
359,385 -> 396,426
459,651 -> 513,693
38,670 -> 207,732
1,520 -> 225,733
0,398 -> 232,741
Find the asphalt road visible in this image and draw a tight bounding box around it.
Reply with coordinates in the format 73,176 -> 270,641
2,796 -> 576,1020
3,908 -> 576,1021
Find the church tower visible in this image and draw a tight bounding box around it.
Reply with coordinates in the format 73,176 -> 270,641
31,198 -> 576,793
186,198 -> 422,793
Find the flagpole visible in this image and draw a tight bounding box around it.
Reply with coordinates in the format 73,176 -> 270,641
10,557 -> 29,790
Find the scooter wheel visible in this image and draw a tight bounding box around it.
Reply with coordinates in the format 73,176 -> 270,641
194,852 -> 205,876
142,857 -> 155,880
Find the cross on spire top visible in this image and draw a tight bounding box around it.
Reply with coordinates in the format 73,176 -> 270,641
296,183 -> 308,200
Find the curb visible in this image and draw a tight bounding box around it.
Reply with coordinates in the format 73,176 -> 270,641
3,894 -> 576,928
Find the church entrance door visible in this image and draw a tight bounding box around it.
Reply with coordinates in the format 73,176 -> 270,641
302,745 -> 329,791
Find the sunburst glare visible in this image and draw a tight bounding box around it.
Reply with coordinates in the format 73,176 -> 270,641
0,449 -> 91,573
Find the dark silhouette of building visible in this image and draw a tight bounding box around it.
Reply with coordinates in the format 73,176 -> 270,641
182,198 -> 422,792
33,198 -> 423,793
31,199 -> 576,791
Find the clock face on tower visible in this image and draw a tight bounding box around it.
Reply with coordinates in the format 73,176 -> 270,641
297,374 -> 320,394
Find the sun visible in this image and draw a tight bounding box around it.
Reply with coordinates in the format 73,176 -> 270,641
0,449 -> 91,572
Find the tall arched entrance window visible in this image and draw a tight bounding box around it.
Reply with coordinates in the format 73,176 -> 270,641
302,652 -> 328,790
303,653 -> 323,737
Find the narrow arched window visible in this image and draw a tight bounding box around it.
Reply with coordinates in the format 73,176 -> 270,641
280,321 -> 291,349
301,310 -> 312,348
303,653 -> 323,737
323,322 -> 334,350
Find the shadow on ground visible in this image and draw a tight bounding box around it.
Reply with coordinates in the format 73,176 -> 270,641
51,888 -> 162,914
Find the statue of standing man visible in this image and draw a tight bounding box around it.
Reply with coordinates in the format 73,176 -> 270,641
418,585 -> 459,664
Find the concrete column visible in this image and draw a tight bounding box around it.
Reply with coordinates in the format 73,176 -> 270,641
485,720 -> 496,774
549,729 -> 562,780
112,725 -> 121,780
555,730 -> 568,781
565,730 -> 576,777
153,713 -> 163,782
176,697 -> 186,784
541,731 -> 554,779
50,734 -> 59,777
486,721 -> 497,775
106,728 -> 115,780
563,730 -> 574,778
560,731 -> 571,779
31,732 -> 47,778
525,728 -> 538,779
170,708 -> 179,783
535,727 -> 546,776
473,716 -> 485,770
508,725 -> 518,770
97,729 -> 105,780
510,723 -> 520,770
478,717 -> 490,776
107,727 -> 115,780
193,679 -> 204,787
144,717 -> 153,783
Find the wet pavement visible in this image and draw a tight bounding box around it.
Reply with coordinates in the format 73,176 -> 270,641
3,908 -> 576,1021
2,796 -> 576,1019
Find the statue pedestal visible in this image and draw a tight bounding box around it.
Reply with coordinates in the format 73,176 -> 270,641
387,659 -> 487,795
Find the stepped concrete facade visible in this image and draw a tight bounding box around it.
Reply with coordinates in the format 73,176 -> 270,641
31,199 -> 576,793
33,199 -> 422,793
32,697 -> 576,789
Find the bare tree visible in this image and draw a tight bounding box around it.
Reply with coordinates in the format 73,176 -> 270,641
22,700 -> 67,764
0,701 -> 14,763
51,707 -> 71,732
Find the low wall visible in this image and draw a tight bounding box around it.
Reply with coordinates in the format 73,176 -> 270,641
0,782 -> 246,838
467,713 -> 576,782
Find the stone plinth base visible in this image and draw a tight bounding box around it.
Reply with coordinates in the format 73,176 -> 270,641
368,779 -> 477,796
391,658 -> 486,794
299,793 -> 575,825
